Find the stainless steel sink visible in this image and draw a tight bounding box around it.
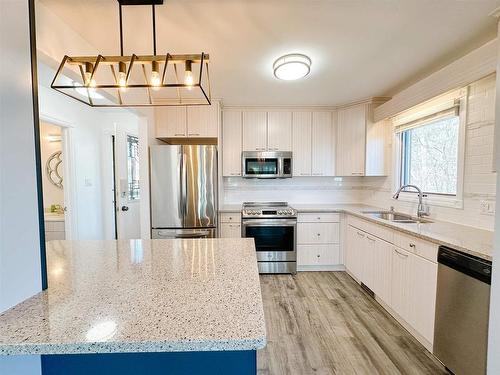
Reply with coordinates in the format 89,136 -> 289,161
362,210 -> 432,224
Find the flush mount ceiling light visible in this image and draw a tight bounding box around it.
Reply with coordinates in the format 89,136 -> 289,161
273,54 -> 311,81
51,0 -> 211,107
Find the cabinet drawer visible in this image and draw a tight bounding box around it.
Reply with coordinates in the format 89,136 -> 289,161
297,223 -> 339,244
347,215 -> 393,244
45,221 -> 65,232
297,244 -> 339,266
219,223 -> 241,238
45,231 -> 65,241
220,212 -> 241,223
394,232 -> 437,263
298,213 -> 340,223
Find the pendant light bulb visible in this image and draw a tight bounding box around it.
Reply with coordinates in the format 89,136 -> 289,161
84,62 -> 97,87
184,60 -> 194,89
151,61 -> 161,86
118,62 -> 127,87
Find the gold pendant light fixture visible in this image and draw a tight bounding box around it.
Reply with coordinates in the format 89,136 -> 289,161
51,0 -> 211,107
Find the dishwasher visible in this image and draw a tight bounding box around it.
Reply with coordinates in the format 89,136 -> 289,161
434,245 -> 492,375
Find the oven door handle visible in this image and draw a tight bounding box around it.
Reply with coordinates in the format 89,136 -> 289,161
242,219 -> 297,226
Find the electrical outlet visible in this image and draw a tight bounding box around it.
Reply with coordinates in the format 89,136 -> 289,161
480,200 -> 495,215
480,200 -> 489,214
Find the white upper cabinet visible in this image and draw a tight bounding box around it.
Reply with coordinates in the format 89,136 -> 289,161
243,111 -> 267,151
187,104 -> 219,138
156,103 -> 219,139
312,111 -> 335,176
292,112 -> 312,176
155,107 -> 187,138
336,104 -> 366,176
267,111 -> 292,151
222,111 -> 243,177
336,103 -> 387,176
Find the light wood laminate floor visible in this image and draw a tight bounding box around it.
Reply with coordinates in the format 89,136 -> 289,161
257,272 -> 447,375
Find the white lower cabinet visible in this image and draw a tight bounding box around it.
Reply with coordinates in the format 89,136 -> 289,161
390,247 -> 412,323
346,225 -> 364,281
219,212 -> 241,238
372,238 -> 392,306
220,223 -> 241,238
346,216 -> 438,350
408,253 -> 438,344
297,213 -> 340,270
297,244 -> 339,266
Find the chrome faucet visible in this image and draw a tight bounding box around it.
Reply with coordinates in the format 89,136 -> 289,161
392,184 -> 429,218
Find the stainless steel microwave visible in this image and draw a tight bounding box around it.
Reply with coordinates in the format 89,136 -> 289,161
242,151 -> 292,178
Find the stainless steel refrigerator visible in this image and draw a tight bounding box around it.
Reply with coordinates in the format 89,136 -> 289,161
150,145 -> 217,239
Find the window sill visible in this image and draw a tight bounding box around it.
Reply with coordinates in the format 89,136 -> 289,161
396,192 -> 463,209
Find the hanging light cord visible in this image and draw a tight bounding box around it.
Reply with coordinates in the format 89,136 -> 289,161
152,3 -> 157,56
119,3 -> 124,56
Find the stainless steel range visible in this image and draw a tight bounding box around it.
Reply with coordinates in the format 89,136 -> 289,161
241,202 -> 297,274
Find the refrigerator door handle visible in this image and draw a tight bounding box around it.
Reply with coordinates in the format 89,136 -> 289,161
177,152 -> 183,219
181,153 -> 188,219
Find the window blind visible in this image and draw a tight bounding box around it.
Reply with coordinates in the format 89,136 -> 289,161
393,104 -> 459,134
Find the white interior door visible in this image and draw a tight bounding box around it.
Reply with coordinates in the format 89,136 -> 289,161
116,132 -> 141,240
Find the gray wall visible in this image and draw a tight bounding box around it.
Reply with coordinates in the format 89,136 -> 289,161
0,0 -> 42,372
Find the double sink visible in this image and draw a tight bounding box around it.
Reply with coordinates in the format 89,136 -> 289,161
362,210 -> 432,224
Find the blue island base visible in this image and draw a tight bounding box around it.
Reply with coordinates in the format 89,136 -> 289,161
41,350 -> 256,375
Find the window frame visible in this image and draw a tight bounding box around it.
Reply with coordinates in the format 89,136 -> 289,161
126,133 -> 140,202
393,91 -> 467,209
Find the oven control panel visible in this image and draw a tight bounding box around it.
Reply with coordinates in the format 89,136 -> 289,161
242,208 -> 297,217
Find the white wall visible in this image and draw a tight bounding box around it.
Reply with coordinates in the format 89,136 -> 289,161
0,0 -> 42,371
140,110 -> 162,239
363,75 -> 497,231
487,19 -> 500,375
0,0 -> 43,310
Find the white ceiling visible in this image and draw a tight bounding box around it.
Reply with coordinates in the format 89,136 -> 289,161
39,0 -> 500,106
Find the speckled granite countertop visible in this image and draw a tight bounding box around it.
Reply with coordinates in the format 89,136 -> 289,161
294,203 -> 494,261
220,203 -> 493,260
0,239 -> 266,355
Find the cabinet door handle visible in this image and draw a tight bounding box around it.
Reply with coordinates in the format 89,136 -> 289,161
351,172 -> 364,175
299,173 -> 310,176
394,249 -> 409,258
312,173 -> 323,176
366,235 -> 376,242
229,173 -> 241,176
317,254 -> 321,258
188,133 -> 200,136
316,233 -> 321,237
409,243 -> 416,248
356,231 -> 365,237
174,133 -> 185,136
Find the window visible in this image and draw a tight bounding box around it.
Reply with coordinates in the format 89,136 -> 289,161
127,135 -> 140,200
400,112 -> 460,196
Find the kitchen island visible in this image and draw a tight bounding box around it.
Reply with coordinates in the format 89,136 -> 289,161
0,239 -> 266,374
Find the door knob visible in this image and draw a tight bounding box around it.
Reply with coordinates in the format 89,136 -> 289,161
121,206 -> 129,211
